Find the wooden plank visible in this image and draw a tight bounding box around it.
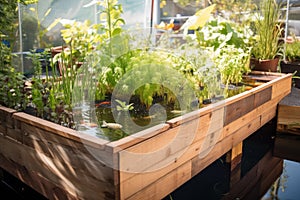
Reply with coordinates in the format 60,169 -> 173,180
226,142 -> 243,190
224,86 -> 272,126
271,74 -> 292,99
126,161 -> 191,200
277,104 -> 300,134
19,121 -> 117,182
222,93 -> 283,139
120,85 -> 281,198
261,105 -> 277,126
226,142 -> 243,171
0,152 -> 78,200
277,105 -> 300,123
120,107 -> 223,194
224,94 -> 255,126
243,71 -> 284,81
0,106 -> 17,134
119,127 -> 225,199
254,86 -> 272,107
5,125 -> 23,143
119,129 -> 223,199
0,134 -> 116,200
192,110 -> 266,177
119,108 -> 224,173
108,123 -> 170,153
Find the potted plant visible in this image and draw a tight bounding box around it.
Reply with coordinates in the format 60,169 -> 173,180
251,0 -> 283,72
280,36 -> 300,88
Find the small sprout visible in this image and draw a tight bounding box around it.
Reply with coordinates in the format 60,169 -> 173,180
115,99 -> 134,112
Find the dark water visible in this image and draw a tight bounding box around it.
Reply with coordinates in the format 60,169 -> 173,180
1,118 -> 300,200
262,160 -> 300,200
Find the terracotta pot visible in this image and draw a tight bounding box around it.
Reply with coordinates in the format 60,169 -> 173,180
250,58 -> 280,72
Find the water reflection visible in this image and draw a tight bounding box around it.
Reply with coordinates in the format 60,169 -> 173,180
262,132 -> 300,200
164,119 -> 300,200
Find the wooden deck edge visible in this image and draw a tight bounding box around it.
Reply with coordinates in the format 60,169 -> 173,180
277,104 -> 300,135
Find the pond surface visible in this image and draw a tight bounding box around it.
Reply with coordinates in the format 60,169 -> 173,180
75,80 -> 260,141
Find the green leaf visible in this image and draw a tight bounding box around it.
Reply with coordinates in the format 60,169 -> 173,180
112,28 -> 122,36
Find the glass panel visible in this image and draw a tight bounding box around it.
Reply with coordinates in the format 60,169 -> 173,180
13,0 -> 148,73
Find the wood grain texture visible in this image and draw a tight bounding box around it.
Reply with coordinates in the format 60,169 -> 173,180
277,104 -> 300,134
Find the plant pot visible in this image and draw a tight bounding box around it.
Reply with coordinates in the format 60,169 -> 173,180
280,60 -> 300,88
50,46 -> 68,58
251,58 -> 280,72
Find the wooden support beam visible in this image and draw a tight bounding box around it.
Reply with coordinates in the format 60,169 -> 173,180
226,142 -> 243,188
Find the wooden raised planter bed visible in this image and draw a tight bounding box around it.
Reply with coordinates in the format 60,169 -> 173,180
0,71 -> 292,200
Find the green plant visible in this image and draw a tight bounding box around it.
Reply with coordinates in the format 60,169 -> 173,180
251,0 -> 283,60
193,18 -> 252,87
285,38 -> 300,62
33,0 -> 126,127
212,45 -> 251,85
195,18 -> 252,50
115,99 -> 134,112
0,35 -> 12,70
96,0 -> 125,41
53,0 -> 126,101
0,0 -> 27,67
0,67 -> 26,110
211,0 -> 256,24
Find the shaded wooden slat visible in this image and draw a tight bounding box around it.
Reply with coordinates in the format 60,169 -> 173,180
119,108 -> 224,174
0,106 -> 17,134
224,86 -> 272,126
277,104 -> 300,134
0,136 -> 116,200
224,94 -> 255,126
271,74 -> 292,99
254,86 -> 272,107
127,161 -> 192,200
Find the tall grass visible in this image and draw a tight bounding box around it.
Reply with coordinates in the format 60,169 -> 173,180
252,0 -> 283,60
